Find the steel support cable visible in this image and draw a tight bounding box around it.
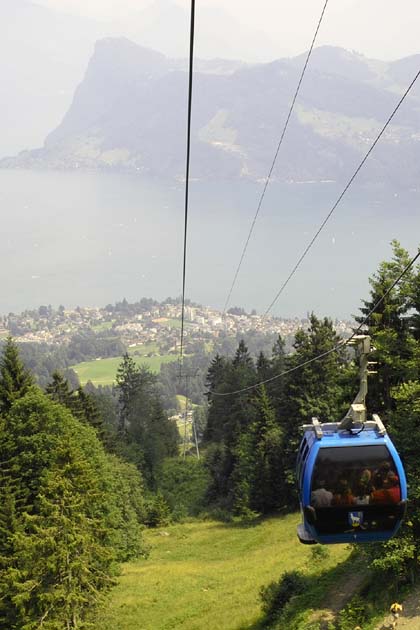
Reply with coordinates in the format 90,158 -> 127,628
212,248 -> 420,397
263,67 -> 420,317
179,0 -> 196,369
222,0 -> 330,314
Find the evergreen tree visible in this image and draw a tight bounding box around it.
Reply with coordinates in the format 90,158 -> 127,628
256,351 -> 271,380
116,354 -> 141,434
204,354 -> 229,443
356,240 -> 419,413
45,371 -> 75,408
116,359 -> 179,486
204,341 -> 256,506
0,337 -> 33,414
75,386 -> 104,433
47,373 -> 106,445
231,386 -> 284,515
266,334 -> 287,422
0,385 -> 147,628
280,315 -> 349,505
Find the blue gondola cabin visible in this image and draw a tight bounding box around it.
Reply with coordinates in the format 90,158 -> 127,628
297,416 -> 407,544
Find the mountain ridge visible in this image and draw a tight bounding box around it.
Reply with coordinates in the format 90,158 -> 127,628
3,38 -> 420,188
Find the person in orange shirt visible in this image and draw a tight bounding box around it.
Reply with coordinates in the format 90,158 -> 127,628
371,471 -> 401,504
332,479 -> 355,506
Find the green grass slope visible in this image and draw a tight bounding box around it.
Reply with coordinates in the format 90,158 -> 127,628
94,515 -> 351,630
72,353 -> 177,386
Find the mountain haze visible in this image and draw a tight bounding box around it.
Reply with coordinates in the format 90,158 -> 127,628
4,38 -> 420,188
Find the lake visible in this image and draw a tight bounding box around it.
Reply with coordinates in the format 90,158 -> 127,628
0,169 -> 419,319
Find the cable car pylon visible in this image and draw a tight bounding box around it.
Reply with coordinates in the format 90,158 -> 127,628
296,335 -> 407,545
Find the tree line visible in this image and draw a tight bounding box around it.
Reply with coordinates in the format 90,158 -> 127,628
0,338 -> 179,628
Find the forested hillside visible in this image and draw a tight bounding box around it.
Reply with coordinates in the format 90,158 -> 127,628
1,241 -> 420,629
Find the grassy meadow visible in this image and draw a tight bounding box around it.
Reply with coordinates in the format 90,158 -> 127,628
72,351 -> 177,386
94,515 -> 351,630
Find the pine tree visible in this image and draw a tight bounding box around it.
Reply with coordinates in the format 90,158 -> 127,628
204,354 -> 229,443
268,334 -> 286,415
0,337 -> 33,414
45,371 -> 75,408
116,354 -> 141,434
75,386 -> 104,433
256,351 -> 271,380
116,359 -> 179,486
204,342 -> 256,506
280,314 -> 349,506
356,241 -> 419,413
231,386 -> 284,515
0,386 -> 147,628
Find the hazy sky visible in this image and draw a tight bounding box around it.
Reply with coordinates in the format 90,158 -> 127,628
36,0 -> 420,61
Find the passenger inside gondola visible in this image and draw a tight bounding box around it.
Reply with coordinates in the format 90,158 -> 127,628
310,445 -> 401,511
332,479 -> 354,505
354,469 -> 372,504
311,477 -> 333,507
371,471 -> 400,504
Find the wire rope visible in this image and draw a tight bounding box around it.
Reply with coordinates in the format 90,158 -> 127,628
179,0 -> 196,367
222,0 -> 330,314
212,248 -> 420,397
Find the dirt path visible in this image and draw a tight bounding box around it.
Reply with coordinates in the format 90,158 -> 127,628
308,570 -> 367,629
374,586 -> 420,630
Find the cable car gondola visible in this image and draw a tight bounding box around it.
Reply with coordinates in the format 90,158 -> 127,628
296,336 -> 407,545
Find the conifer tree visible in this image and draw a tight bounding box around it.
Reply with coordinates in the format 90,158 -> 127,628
204,341 -> 256,505
204,354 -> 229,443
45,370 -> 75,408
0,386 -> 147,628
267,334 -> 287,419
0,337 -> 33,414
231,386 -> 284,515
256,351 -> 271,380
280,315 -> 348,505
356,240 -> 419,413
116,354 -> 141,434
116,359 -> 178,485
75,386 -> 104,433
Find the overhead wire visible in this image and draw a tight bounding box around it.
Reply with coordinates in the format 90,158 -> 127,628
222,0 -> 330,314
212,248 -> 420,397
179,0 -> 196,369
263,66 -> 420,316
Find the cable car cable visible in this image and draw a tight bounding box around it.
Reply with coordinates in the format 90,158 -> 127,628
263,66 -> 420,317
212,247 -> 420,397
179,0 -> 196,368
222,0 -> 330,314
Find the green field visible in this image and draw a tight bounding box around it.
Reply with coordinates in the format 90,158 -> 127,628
72,353 -> 177,386
94,515 -> 351,630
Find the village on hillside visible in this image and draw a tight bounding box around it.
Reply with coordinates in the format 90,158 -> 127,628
0,300 -> 355,352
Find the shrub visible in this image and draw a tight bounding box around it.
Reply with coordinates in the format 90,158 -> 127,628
336,595 -> 368,630
157,457 -> 210,516
260,570 -> 307,621
144,492 -> 171,527
310,544 -> 330,563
